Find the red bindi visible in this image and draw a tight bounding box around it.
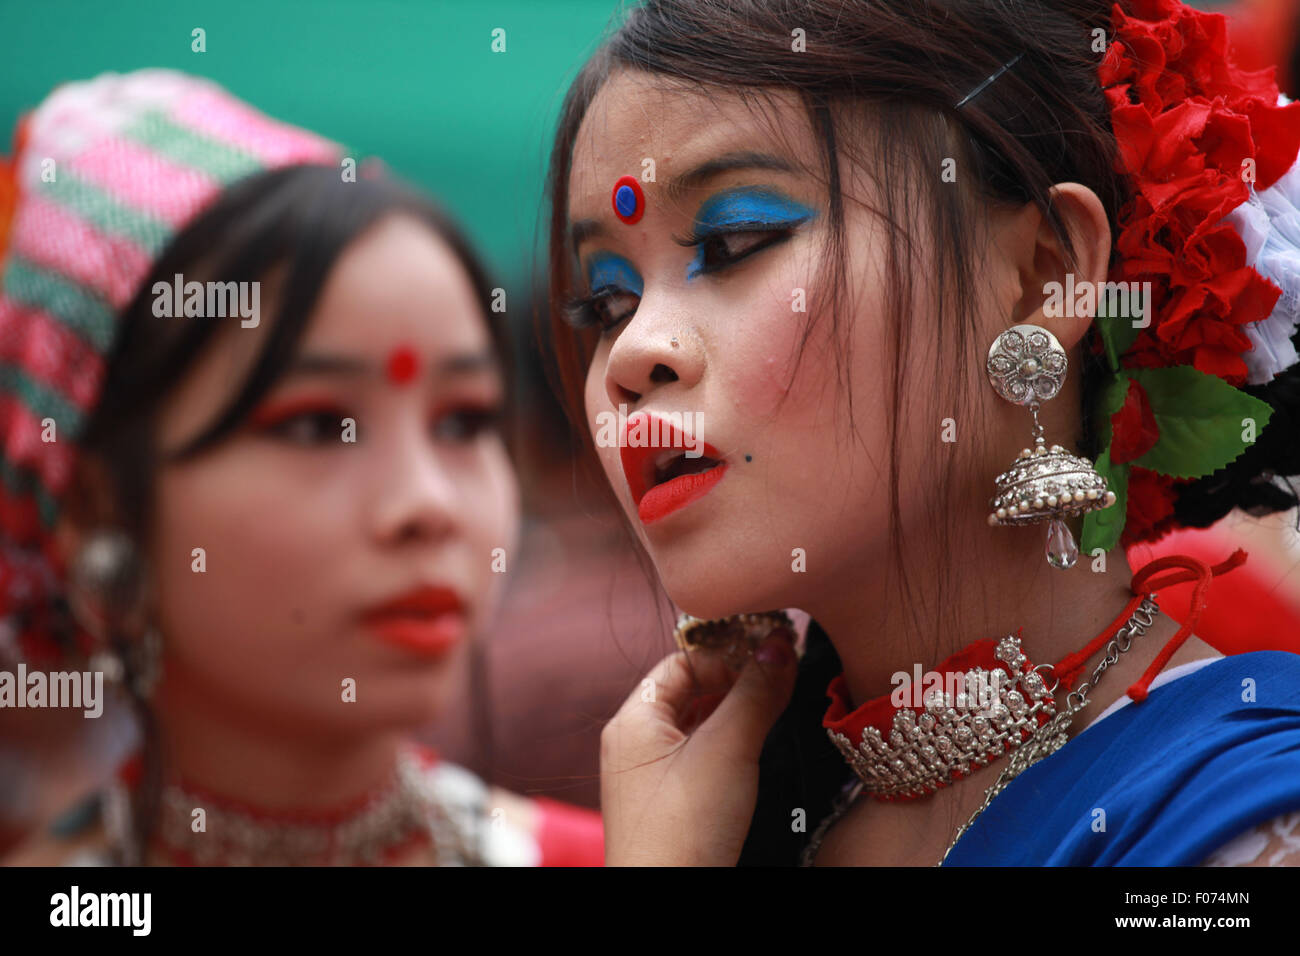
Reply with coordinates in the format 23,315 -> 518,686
385,345 -> 419,385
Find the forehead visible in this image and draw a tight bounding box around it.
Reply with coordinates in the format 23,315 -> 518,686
307,214 -> 490,352
567,69 -> 818,221
200,216 -> 494,395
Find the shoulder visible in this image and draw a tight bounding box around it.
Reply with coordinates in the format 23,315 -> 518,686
947,651 -> 1300,866
1080,652 -> 1300,832
1091,650 -> 1300,738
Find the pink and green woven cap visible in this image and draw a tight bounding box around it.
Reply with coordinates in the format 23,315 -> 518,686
0,69 -> 344,657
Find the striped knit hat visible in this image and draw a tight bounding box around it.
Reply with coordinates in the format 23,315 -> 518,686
0,69 -> 343,663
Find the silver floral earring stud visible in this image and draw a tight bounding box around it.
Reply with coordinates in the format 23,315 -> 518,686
985,324 -> 1116,569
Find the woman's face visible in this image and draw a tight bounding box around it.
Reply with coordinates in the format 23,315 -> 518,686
567,70 -> 979,620
147,214 -> 519,736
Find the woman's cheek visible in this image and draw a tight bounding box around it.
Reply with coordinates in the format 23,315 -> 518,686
715,296 -> 810,423
148,451 -> 337,681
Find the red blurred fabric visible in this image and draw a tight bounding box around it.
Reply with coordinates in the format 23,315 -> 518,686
1223,0 -> 1300,95
533,796 -> 605,867
1126,524 -> 1300,655
419,743 -> 604,866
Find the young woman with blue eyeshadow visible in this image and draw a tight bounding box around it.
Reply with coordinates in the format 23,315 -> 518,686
543,0 -> 1300,870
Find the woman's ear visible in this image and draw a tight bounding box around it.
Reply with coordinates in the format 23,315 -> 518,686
1003,182 -> 1112,351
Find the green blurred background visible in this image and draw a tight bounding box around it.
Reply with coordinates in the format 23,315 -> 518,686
0,0 -> 626,291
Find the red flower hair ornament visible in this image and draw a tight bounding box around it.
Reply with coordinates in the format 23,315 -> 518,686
1081,0 -> 1300,553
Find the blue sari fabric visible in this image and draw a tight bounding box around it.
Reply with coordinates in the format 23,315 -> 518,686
942,651 -> 1300,866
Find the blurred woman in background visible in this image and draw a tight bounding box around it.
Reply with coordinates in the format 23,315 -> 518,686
0,69 -> 602,865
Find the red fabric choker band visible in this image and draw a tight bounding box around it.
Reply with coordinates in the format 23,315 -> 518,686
823,549 -> 1248,743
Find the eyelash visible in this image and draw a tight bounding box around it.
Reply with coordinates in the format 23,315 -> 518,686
431,405 -> 505,443
672,222 -> 800,274
262,407 -> 350,445
563,224 -> 801,335
560,288 -> 641,335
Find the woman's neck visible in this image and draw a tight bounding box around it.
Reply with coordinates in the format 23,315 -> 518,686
150,675 -> 406,813
808,515 -> 1218,721
804,517 -> 1226,866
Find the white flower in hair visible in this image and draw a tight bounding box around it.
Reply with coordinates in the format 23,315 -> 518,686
1223,92 -> 1300,385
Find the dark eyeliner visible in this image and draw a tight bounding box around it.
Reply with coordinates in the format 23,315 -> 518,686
674,224 -> 805,278
670,217 -> 809,248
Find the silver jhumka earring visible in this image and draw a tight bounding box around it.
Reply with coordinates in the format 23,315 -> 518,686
67,528 -> 163,698
985,324 -> 1117,569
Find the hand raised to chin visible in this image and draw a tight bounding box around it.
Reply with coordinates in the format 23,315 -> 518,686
599,629 -> 798,866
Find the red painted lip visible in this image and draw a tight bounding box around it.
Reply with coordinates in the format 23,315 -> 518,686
361,585 -> 467,657
619,413 -> 728,525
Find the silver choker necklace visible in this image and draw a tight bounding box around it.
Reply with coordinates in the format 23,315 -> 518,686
802,595 -> 1161,866
104,745 -> 482,866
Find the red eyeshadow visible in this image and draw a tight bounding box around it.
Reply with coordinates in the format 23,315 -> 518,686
248,394 -> 344,428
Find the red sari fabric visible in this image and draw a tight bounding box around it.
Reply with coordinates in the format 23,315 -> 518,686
532,797 -> 605,867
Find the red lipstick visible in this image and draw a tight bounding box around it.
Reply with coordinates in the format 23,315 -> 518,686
619,413 -> 728,525
361,585 -> 466,657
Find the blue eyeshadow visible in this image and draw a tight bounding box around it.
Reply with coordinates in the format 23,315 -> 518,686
586,252 -> 644,295
686,187 -> 817,280
692,186 -> 817,230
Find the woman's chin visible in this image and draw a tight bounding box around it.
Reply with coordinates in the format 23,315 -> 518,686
366,675 -> 455,727
313,694 -> 449,736
667,586 -> 761,623
269,670 -> 456,737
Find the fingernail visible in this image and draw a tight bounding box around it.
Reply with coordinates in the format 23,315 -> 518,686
755,636 -> 794,668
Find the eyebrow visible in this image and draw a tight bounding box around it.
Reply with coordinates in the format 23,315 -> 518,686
285,350 -> 501,382
569,150 -> 800,254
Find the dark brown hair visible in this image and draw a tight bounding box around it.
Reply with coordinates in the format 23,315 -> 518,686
540,0 -> 1300,864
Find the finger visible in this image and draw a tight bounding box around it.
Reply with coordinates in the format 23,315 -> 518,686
680,691 -> 727,733
661,626 -> 798,723
694,630 -> 799,762
621,647 -> 744,724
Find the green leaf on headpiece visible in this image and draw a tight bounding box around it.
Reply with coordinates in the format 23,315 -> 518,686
1081,447 -> 1129,555
1126,366 -> 1273,478
1094,370 -> 1132,450
1093,295 -> 1141,374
